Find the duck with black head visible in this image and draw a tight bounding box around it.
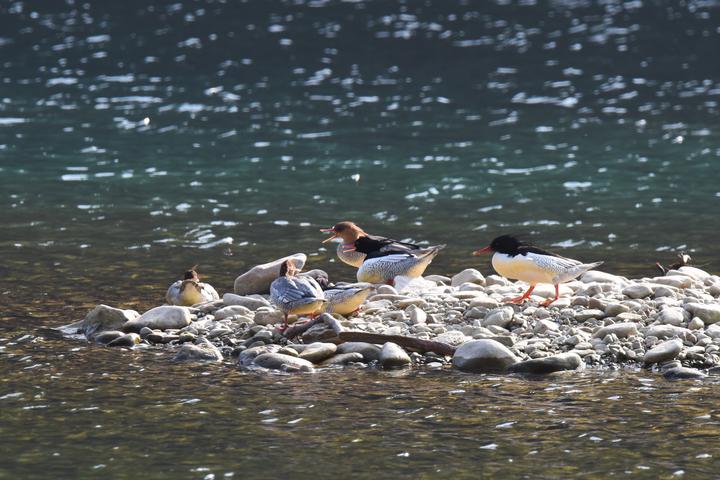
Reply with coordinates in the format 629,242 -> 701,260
166,267 -> 220,306
474,234 -> 603,306
320,221 -> 444,285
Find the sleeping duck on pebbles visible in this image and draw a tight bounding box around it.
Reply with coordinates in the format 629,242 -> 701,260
321,221 -> 444,285
166,268 -> 220,306
474,234 -> 603,306
270,260 -> 327,331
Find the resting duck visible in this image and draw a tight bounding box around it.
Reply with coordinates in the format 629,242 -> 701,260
270,260 -> 327,330
323,283 -> 374,316
166,268 -> 220,306
474,234 -> 603,306
321,221 -> 444,285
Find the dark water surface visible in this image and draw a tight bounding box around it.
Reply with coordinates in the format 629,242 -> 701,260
2,0 -> 720,477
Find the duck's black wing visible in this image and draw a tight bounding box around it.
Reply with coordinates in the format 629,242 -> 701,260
355,235 -> 420,259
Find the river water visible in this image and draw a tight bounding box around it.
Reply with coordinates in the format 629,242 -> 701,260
1,0 -> 720,477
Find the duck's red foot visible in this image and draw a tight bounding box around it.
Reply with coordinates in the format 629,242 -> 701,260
505,285 -> 536,305
386,278 -> 395,287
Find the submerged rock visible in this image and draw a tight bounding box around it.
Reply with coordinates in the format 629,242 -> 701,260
253,352 -> 314,372
321,352 -> 365,366
233,253 -> 306,295
452,339 -> 519,373
93,330 -> 126,345
107,333 -> 141,348
82,304 -> 140,339
507,352 -> 583,374
123,306 -> 192,332
663,367 -> 706,380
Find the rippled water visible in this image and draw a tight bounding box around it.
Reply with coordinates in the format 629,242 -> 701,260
2,0 -> 720,477
2,333 -> 720,479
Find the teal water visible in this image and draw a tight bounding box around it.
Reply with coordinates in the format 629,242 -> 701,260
2,1 -> 720,478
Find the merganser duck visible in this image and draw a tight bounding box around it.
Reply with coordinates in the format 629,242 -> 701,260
166,268 -> 220,306
270,260 -> 327,330
656,252 -> 691,275
473,235 -> 603,306
321,221 -> 444,285
323,283 -> 374,316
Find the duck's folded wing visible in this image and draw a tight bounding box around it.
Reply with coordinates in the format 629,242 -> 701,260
200,283 -> 220,301
165,280 -> 182,304
526,252 -> 581,275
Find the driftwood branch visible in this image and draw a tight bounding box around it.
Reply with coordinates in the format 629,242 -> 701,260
337,331 -> 456,356
283,313 -> 455,356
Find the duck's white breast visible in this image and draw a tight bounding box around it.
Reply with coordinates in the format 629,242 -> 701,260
491,252 -> 556,284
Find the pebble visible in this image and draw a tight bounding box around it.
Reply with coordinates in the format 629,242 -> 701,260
507,352 -> 583,374
321,352 -> 365,366
174,340 -> 223,362
622,284 -> 654,299
107,333 -> 141,348
482,306 -> 514,329
592,322 -> 638,339
336,342 -> 382,362
298,343 -> 338,363
253,352 -> 315,372
644,339 -> 683,364
214,305 -> 254,320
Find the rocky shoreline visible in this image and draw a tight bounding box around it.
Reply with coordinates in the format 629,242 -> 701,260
58,256 -> 720,380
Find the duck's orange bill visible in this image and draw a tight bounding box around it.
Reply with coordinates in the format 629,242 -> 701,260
320,228 -> 338,243
472,246 -> 492,256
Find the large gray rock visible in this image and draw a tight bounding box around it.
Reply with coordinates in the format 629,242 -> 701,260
233,253 -> 307,295
684,303 -> 720,325
123,305 -> 192,332
253,352 -> 315,372
592,322 -> 638,339
298,342 -> 337,363
174,339 -> 223,362
644,339 -> 682,364
336,342 -> 382,362
482,306 -> 514,329
380,342 -> 411,368
222,293 -> 271,310
507,352 -> 582,374
451,269 -> 486,288
452,339 -> 520,373
81,304 -> 140,339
